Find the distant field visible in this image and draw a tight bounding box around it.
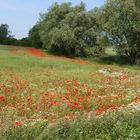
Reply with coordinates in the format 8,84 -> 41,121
0,45 -> 140,139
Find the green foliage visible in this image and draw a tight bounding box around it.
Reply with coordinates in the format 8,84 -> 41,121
0,24 -> 11,44
16,37 -> 32,47
4,37 -> 17,45
7,37 -> 32,47
39,2 -> 106,57
29,24 -> 43,48
1,110 -> 140,140
101,0 -> 140,64
48,25 -> 78,56
0,24 -> 31,47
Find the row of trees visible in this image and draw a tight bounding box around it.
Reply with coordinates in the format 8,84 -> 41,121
29,0 -> 140,64
0,24 -> 31,46
1,0 -> 139,64
29,3 -> 108,57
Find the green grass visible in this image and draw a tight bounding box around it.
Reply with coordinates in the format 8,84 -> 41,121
0,45 -> 140,140
0,45 -> 99,81
1,109 -> 140,140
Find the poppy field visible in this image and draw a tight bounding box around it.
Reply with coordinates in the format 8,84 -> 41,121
0,45 -> 140,139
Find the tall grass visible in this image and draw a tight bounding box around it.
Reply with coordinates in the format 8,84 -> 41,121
1,109 -> 140,140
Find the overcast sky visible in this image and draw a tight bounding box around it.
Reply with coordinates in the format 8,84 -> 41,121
0,0 -> 105,39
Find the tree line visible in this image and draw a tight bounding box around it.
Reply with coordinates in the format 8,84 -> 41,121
0,24 -> 31,46
0,0 -> 140,64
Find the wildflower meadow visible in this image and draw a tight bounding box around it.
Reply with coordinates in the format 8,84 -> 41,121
0,45 -> 140,139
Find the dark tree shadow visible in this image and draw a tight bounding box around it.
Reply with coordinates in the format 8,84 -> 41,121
94,55 -> 132,66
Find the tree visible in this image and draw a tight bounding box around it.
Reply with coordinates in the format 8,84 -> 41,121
39,2 -> 106,57
29,24 -> 43,48
0,24 -> 32,46
0,24 -> 11,44
5,37 -> 18,45
101,0 -> 140,64
17,38 -> 32,46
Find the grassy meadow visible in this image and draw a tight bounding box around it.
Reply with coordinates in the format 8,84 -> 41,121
0,45 -> 140,140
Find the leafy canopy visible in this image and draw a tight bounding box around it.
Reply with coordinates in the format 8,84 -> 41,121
39,2 -> 106,57
101,0 -> 140,64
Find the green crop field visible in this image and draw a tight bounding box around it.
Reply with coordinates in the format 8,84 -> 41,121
0,45 -> 140,140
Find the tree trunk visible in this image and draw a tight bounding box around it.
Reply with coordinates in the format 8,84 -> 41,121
135,58 -> 140,65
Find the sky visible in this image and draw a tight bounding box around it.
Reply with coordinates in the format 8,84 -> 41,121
0,0 -> 106,39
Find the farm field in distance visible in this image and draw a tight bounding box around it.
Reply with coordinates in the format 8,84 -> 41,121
0,45 -> 140,140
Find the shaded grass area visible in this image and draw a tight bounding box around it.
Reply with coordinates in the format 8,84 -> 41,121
45,46 -> 140,70
96,47 -> 128,65
93,55 -> 130,65
90,47 -> 140,71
